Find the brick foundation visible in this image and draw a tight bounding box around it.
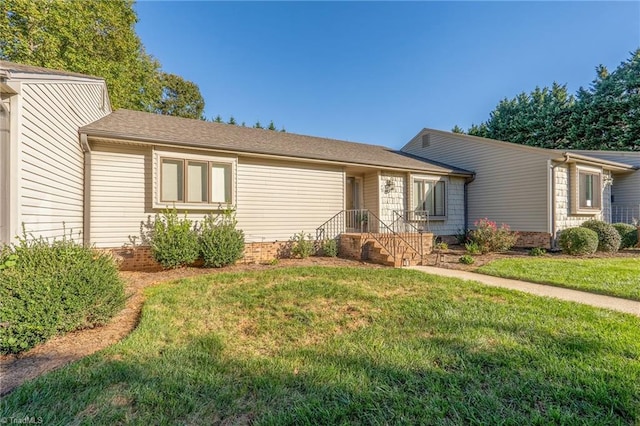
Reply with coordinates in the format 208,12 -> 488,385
514,232 -> 552,249
108,241 -> 296,271
339,233 -> 434,265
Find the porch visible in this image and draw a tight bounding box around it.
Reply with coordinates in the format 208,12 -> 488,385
316,209 -> 434,267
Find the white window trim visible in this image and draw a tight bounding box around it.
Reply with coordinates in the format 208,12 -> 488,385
571,164 -> 602,215
153,149 -> 237,210
410,175 -> 448,220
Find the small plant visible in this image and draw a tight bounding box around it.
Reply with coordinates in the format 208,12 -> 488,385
558,227 -> 599,256
199,210 -> 245,268
612,223 -> 638,249
142,208 -> 200,269
435,241 -> 448,251
468,218 -> 518,254
455,228 -> 471,245
580,219 -> 621,253
321,239 -> 338,257
465,241 -> 482,255
0,253 -> 18,270
528,247 -> 546,256
459,254 -> 475,264
290,231 -> 314,259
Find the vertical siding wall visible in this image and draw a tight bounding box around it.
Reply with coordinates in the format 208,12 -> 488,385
89,143 -> 345,247
20,82 -> 107,241
235,158 -> 344,242
363,171 -> 380,217
0,101 -> 8,244
403,131 -> 551,232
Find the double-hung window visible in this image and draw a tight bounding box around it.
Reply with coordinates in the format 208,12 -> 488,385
412,178 -> 446,218
158,152 -> 234,208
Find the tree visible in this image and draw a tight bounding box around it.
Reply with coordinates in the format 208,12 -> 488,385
267,120 -> 276,131
468,83 -> 575,149
568,50 -> 640,150
451,125 -> 465,134
0,0 -> 204,117
227,116 -> 236,125
155,73 -> 205,119
254,120 -> 263,129
213,115 -> 223,123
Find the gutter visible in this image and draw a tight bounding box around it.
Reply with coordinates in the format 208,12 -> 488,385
558,152 -> 636,172
463,172 -> 477,231
79,132 -> 474,179
80,133 -> 91,247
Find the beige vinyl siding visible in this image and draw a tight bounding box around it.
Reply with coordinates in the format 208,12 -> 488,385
403,131 -> 551,232
89,142 -> 152,248
89,143 -> 345,247
363,171 -> 380,217
0,101 -> 8,243
19,82 -> 107,241
235,158 -> 344,242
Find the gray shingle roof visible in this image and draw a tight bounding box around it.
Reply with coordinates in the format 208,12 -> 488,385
81,109 -> 472,175
0,60 -> 104,80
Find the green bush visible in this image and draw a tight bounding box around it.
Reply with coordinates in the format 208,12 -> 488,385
142,208 -> 199,269
465,241 -> 482,255
468,218 -> 518,254
199,211 -> 245,268
0,232 -> 125,354
558,227 -> 599,256
459,254 -> 475,265
528,247 -> 546,257
580,219 -> 621,253
612,223 -> 638,249
321,239 -> 338,257
290,231 -> 314,259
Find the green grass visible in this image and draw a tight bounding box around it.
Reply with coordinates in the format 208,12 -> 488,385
2,267 -> 639,424
478,257 -> 640,301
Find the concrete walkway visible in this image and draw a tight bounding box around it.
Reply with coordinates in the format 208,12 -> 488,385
406,266 -> 640,317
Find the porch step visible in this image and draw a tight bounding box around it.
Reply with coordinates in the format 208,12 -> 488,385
365,240 -> 425,267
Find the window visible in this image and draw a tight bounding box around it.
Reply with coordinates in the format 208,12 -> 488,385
413,179 -> 445,217
579,170 -> 601,209
159,156 -> 233,206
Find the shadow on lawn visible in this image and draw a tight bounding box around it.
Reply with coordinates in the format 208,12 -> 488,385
2,324 -> 637,425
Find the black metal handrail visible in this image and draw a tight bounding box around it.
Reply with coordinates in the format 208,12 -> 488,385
316,209 -> 426,265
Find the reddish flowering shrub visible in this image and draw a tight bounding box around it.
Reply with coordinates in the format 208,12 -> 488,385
469,218 -> 518,254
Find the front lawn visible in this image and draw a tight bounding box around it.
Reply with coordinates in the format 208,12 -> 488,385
478,257 -> 640,301
2,267 -> 639,424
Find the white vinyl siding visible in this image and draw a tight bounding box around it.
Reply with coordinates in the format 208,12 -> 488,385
403,131 -> 551,232
19,82 -> 107,241
0,101 -> 8,244
235,158 -> 344,242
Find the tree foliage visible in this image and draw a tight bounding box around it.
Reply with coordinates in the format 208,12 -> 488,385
0,0 -> 204,117
468,50 -> 640,151
155,73 -> 205,119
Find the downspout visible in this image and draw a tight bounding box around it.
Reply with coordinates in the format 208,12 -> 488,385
80,133 -> 91,247
463,172 -> 476,231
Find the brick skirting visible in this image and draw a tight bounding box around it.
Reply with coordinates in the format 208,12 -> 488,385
514,232 -> 552,249
108,241 -> 295,271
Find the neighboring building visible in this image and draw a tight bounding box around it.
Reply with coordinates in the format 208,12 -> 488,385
402,129 -> 638,248
0,61 -> 111,245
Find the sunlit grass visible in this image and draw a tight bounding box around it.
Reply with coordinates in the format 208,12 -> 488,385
2,267 -> 639,424
478,257 -> 640,301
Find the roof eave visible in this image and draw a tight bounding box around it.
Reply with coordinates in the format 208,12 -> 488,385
557,152 -> 637,172
80,130 -> 472,177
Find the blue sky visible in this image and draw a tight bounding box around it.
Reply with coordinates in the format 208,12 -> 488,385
135,1 -> 640,149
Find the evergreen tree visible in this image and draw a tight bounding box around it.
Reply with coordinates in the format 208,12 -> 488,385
227,116 -> 236,125
254,120 -> 263,129
213,115 -> 223,123
451,125 -> 465,134
267,120 -> 277,131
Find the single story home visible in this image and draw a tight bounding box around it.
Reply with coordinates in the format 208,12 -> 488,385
401,129 -> 639,247
2,61 -> 638,267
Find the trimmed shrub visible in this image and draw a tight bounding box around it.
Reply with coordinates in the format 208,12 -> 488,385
0,233 -> 125,354
290,231 -> 314,259
468,218 -> 518,254
580,219 -> 621,253
459,254 -> 475,265
558,227 -> 599,256
142,208 -> 199,269
199,211 -> 245,268
612,223 -> 638,249
321,239 -> 338,257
